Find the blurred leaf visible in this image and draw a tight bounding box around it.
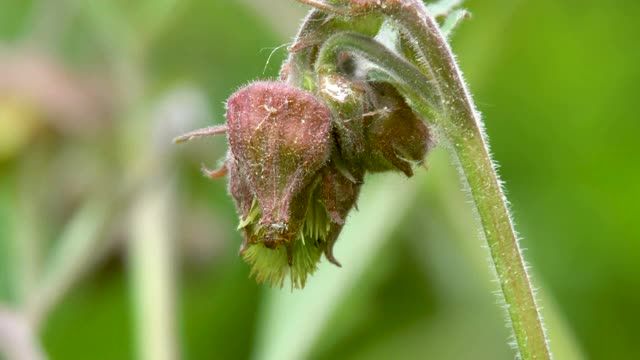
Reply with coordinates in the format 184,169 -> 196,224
41,269 -> 134,360
179,260 -> 260,360
426,0 -> 463,17
0,0 -> 33,39
440,9 -> 469,38
0,174 -> 19,305
27,195 -> 113,325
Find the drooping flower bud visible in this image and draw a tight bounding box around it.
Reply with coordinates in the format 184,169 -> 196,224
316,161 -> 364,266
226,81 -> 333,249
362,82 -> 432,177
175,77 -> 431,289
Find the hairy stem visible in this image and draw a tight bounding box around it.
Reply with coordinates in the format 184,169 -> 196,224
310,2 -> 551,358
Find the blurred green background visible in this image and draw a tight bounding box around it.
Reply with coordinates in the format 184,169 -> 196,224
0,0 -> 638,359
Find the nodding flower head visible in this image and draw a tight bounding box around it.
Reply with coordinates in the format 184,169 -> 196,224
225,81 -> 354,288
176,78 -> 431,289
226,81 -> 333,247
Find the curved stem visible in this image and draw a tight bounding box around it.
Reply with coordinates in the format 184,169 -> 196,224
390,4 -> 552,355
315,26 -> 551,360
315,32 -> 440,117
282,9 -> 382,90
282,9 -> 328,88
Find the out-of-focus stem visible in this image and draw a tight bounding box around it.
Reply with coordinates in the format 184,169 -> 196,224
0,308 -> 45,360
26,197 -> 113,327
129,182 -> 178,360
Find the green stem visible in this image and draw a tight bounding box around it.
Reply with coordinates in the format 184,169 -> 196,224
283,9 -> 382,90
313,9 -> 551,360
393,4 -> 551,355
314,32 -> 440,118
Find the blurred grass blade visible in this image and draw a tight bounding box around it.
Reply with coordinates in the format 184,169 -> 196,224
252,174 -> 419,360
539,291 -> 585,360
13,184 -> 44,309
27,196 -> 113,326
425,0 -> 463,17
129,182 -> 178,360
0,308 -> 46,360
0,155 -> 45,306
424,154 -> 584,359
0,175 -> 19,305
440,9 -> 469,38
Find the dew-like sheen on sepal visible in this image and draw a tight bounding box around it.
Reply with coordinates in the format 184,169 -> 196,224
318,73 -> 368,163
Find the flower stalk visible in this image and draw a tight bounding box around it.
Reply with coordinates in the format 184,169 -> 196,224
301,0 -> 551,358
